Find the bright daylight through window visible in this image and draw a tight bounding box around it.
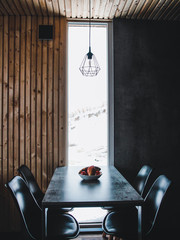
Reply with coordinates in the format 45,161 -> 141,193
68,22 -> 108,167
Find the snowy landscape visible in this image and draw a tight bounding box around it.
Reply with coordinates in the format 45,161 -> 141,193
68,103 -> 108,167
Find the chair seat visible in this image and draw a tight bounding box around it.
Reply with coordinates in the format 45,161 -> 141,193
5,176 -> 79,240
43,204 -> 73,214
102,175 -> 171,240
102,205 -> 134,211
103,207 -> 138,239
47,212 -> 79,239
18,165 -> 74,214
102,165 -> 153,212
57,207 -> 73,213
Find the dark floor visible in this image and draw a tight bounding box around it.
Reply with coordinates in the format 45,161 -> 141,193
0,230 -> 176,240
0,232 -> 103,240
0,232 -> 22,240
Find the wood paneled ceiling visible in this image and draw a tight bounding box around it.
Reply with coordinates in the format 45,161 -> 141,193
0,0 -> 179,21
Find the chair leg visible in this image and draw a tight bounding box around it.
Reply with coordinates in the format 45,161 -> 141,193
108,235 -> 113,240
102,231 -> 107,238
102,232 -> 121,240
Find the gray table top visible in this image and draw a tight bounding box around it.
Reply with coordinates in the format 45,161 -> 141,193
42,165 -> 144,208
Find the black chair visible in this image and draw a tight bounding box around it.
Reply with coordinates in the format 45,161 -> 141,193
132,164 -> 153,197
5,176 -> 79,240
102,165 -> 153,211
18,164 -> 73,213
102,175 -> 171,240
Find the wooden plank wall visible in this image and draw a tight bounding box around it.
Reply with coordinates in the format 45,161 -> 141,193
0,16 -> 67,232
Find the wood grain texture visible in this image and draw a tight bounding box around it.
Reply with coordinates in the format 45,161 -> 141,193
42,16 -> 48,192
31,16 -> 37,178
0,16 -> 3,189
25,16 -> 31,170
59,17 -> 67,165
20,16 -> 26,168
53,17 -> 60,171
47,17 -> 54,184
14,16 -> 20,177
0,15 -> 66,231
2,16 -> 8,231
8,16 -> 15,181
0,0 -> 179,21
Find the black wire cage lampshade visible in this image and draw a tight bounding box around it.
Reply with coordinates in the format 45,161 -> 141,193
79,47 -> 100,77
79,0 -> 100,77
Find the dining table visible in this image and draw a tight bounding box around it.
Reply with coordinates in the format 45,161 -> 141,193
42,165 -> 144,240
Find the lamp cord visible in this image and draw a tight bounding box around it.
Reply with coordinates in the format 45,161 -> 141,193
89,0 -> 91,52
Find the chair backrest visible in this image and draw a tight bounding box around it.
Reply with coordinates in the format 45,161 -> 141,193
133,165 -> 153,196
5,176 -> 42,240
143,174 -> 171,237
18,165 -> 44,206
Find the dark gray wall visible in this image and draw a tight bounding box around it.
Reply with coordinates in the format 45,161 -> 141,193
113,19 -> 180,237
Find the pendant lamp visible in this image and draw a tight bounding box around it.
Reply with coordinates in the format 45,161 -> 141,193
79,0 -> 100,77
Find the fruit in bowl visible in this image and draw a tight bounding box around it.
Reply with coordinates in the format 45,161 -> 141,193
79,165 -> 101,176
79,165 -> 102,180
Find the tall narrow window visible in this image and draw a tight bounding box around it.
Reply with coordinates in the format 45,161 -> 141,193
67,21 -> 113,226
68,22 -> 108,167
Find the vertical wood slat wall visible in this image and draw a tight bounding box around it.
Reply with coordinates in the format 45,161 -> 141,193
0,16 -> 66,231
